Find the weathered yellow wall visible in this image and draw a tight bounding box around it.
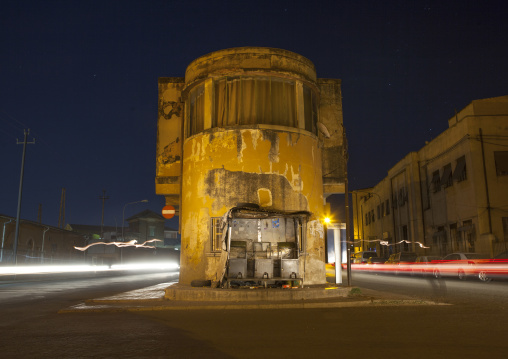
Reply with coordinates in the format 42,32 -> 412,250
179,127 -> 326,284
156,78 -> 184,205
156,48 -> 344,285
319,79 -> 346,196
185,47 -> 317,88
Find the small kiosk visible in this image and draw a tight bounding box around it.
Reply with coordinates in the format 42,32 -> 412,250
218,206 -> 310,288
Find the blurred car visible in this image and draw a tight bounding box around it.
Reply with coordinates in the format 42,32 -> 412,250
385,252 -> 417,264
367,256 -> 387,264
411,255 -> 441,276
475,251 -> 508,282
384,252 -> 417,274
495,251 -> 508,259
432,252 -> 489,280
353,251 -> 379,264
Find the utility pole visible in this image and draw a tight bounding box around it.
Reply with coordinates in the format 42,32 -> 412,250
99,190 -> 110,240
13,129 -> 35,265
342,124 -> 351,286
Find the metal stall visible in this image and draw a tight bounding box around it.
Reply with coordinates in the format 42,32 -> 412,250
220,206 -> 310,288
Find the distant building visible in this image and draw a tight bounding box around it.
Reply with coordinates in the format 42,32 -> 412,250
0,214 -> 86,265
124,209 -> 181,250
65,223 -> 120,265
352,95 -> 508,258
67,209 -> 180,265
156,47 -> 346,285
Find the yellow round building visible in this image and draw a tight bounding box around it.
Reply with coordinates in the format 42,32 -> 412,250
156,47 -> 345,286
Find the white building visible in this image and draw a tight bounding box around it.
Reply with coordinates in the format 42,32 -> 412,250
353,95 -> 508,258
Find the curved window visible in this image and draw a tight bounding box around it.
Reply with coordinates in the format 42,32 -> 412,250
187,76 -> 318,137
303,84 -> 318,134
214,77 -> 296,128
188,84 -> 205,136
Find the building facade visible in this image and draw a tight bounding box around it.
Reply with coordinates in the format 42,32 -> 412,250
1,214 -> 86,265
353,95 -> 508,258
67,210 -> 180,265
156,47 -> 345,285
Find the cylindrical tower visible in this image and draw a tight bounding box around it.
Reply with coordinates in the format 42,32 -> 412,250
178,47 -> 329,285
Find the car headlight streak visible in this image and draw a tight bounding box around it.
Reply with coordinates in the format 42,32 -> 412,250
0,262 -> 179,276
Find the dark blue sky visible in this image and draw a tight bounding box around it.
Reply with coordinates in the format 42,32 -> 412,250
1,0 -> 507,228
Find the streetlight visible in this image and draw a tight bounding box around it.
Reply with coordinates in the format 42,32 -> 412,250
121,200 -> 148,263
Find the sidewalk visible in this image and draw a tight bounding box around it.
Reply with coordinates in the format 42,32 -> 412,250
59,281 -> 446,313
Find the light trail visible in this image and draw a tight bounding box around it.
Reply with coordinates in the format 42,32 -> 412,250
346,259 -> 508,281
0,262 -> 179,276
74,239 -> 162,251
348,238 -> 430,249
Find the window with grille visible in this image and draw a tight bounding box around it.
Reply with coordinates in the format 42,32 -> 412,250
165,232 -> 177,239
211,217 -> 224,252
494,151 -> 508,176
441,164 -> 453,188
398,187 -> 407,206
432,170 -> 441,193
453,156 -> 467,182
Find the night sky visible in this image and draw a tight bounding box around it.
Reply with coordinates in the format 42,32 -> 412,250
1,0 -> 507,228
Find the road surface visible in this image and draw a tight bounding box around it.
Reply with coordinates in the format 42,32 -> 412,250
1,270 -> 507,358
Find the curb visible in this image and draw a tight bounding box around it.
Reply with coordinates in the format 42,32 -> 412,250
164,283 -> 354,302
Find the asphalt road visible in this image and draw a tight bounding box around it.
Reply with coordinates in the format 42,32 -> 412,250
347,270 -> 508,305
1,271 -> 507,358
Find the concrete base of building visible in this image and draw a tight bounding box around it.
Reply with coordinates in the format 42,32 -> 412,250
164,283 -> 353,302
59,281 -> 445,313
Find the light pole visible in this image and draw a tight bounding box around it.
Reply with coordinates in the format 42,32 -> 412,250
13,129 -> 35,265
121,199 -> 148,263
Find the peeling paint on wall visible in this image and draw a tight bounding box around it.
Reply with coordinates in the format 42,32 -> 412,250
308,219 -> 324,239
290,165 -> 303,192
286,132 -> 301,147
237,130 -> 247,161
262,130 -> 280,163
204,168 -> 308,212
249,130 -> 261,150
156,78 -> 185,198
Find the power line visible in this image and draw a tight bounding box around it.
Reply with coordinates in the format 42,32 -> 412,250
0,110 -> 27,131
0,127 -> 18,139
